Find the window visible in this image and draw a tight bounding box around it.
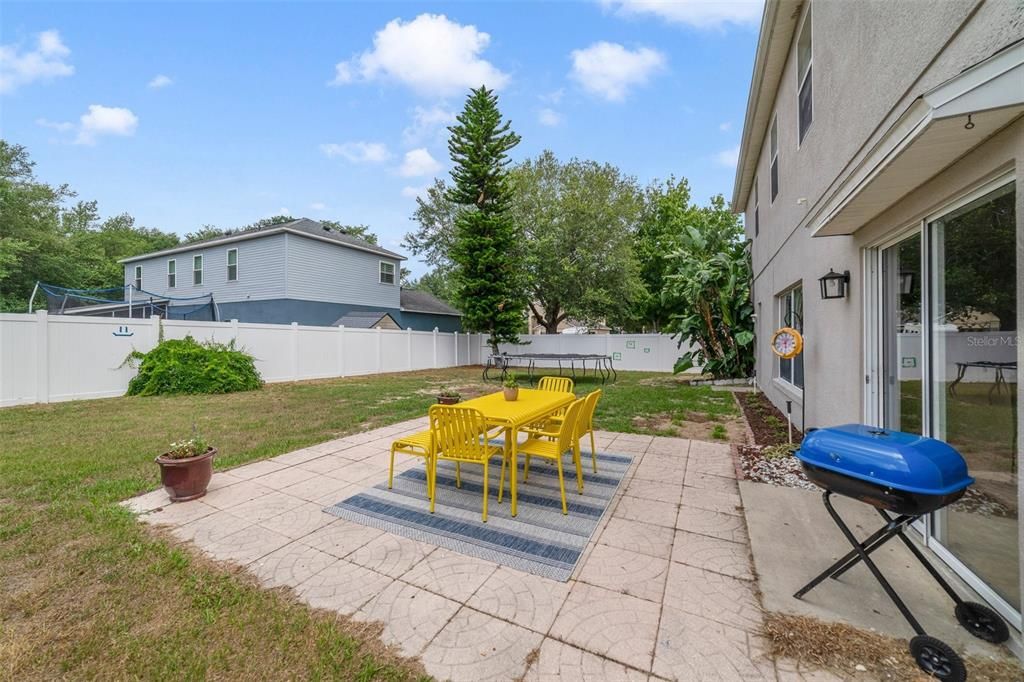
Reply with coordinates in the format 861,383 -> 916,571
796,6 -> 813,142
778,285 -> 804,389
226,249 -> 238,281
133,265 -> 142,291
753,178 -> 760,237
193,254 -> 203,285
167,259 -> 176,288
770,116 -> 779,202
379,261 -> 396,285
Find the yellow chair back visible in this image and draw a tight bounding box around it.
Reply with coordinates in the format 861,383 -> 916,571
538,376 -> 574,394
577,390 -> 602,436
429,405 -> 491,463
556,398 -> 586,453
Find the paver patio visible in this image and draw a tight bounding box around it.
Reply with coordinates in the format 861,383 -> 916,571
126,419 -> 834,681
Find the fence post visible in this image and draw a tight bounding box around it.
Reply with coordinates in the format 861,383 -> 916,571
454,331 -> 459,367
230,318 -> 239,344
35,310 -> 49,404
149,314 -> 161,351
376,327 -> 383,374
407,327 -> 413,370
338,325 -> 346,378
433,328 -> 439,368
291,322 -> 299,380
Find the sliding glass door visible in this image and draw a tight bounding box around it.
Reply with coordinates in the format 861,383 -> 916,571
927,181 -> 1019,618
881,232 -> 922,434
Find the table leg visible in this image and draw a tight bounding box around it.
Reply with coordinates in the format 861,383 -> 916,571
510,426 -> 519,517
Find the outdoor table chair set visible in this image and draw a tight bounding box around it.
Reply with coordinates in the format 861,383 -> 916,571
387,377 -> 602,522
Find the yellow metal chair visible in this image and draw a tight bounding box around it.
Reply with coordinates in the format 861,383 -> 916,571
428,405 -> 506,522
389,430 -> 435,498
526,376 -> 575,433
577,390 -> 602,474
518,398 -> 585,515
538,376 -> 574,394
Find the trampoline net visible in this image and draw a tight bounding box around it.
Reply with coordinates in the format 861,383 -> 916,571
34,283 -> 217,321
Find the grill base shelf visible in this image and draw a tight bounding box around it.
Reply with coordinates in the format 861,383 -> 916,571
794,491 -> 1008,682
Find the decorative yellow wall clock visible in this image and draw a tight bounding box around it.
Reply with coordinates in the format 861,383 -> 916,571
770,327 -> 803,359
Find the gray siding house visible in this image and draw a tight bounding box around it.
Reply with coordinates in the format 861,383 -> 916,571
734,0 -> 1022,649
119,218 -> 461,331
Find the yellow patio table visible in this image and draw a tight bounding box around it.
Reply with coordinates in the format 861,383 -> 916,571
459,388 -> 575,517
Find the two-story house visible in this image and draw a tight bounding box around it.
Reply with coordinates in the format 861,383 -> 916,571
734,0 -> 1022,649
118,218 -> 462,332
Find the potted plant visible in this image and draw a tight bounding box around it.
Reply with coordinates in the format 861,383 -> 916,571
437,386 -> 462,405
155,428 -> 217,502
503,373 -> 520,401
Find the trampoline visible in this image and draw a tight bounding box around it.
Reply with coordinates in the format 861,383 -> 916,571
484,352 -> 617,384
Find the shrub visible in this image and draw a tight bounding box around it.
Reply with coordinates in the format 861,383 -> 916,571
124,335 -> 262,396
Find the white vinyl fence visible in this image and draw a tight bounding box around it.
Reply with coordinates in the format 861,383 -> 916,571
0,313 -> 685,408
0,312 -> 486,407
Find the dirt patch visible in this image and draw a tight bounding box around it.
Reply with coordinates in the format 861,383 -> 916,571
764,612 -> 1022,682
631,413 -> 748,444
738,392 -> 803,446
735,392 -> 810,488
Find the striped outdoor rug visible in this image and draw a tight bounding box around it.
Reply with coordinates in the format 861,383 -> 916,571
324,446 -> 632,581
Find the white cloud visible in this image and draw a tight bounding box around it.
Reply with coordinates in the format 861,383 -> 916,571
278,207 -> 291,216
401,184 -> 429,199
399,148 -> 441,178
402,105 -> 455,145
570,42 -> 665,102
36,117 -> 74,132
719,121 -> 732,132
538,108 -> 563,127
540,88 -> 565,105
148,74 -> 173,89
319,141 -> 392,163
309,202 -> 327,211
714,144 -> 740,169
601,0 -> 763,30
0,29 -> 74,94
75,105 -> 138,145
329,14 -> 509,95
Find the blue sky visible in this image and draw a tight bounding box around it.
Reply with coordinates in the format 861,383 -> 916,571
2,1 -> 761,276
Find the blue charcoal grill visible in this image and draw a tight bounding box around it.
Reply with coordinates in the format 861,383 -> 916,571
793,425 -> 1009,682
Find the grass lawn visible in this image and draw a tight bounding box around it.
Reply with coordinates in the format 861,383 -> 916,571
0,367 -> 729,679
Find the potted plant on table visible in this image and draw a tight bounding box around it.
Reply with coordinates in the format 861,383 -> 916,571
155,427 -> 217,502
503,373 -> 520,401
437,386 -> 462,405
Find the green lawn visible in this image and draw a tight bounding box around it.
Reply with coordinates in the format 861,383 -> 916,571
0,368 -> 726,679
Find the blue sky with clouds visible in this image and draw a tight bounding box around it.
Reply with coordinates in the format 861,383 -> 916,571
2,1 -> 761,276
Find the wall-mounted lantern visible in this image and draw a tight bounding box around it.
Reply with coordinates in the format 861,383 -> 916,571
899,271 -> 915,296
818,269 -> 851,300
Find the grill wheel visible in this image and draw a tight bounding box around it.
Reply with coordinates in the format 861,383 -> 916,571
955,601 -> 1010,643
909,635 -> 966,682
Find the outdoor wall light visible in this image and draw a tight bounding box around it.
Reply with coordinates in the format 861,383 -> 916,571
819,269 -> 851,300
899,271 -> 915,296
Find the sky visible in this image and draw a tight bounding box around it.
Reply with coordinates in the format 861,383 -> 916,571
1,0 -> 762,277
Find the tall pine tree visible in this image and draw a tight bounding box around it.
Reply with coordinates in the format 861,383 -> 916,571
447,86 -> 525,352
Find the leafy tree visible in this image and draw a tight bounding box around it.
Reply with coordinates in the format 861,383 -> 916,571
70,212 -> 179,289
446,86 -> 525,352
661,195 -> 754,378
407,268 -> 456,304
185,224 -> 224,243
404,178 -> 459,271
512,150 -> 644,333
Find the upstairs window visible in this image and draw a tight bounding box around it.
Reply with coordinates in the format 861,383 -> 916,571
226,249 -> 238,281
193,254 -> 203,286
167,259 -> 176,288
133,265 -> 142,291
379,261 -> 396,285
796,6 -> 813,143
770,116 -> 779,202
753,178 -> 760,237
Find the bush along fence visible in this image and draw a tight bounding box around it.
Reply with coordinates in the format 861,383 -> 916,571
0,312 -> 686,407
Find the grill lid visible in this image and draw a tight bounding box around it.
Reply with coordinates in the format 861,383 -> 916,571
796,424 -> 973,496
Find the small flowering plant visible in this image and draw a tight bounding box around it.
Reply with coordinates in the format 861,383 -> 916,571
438,386 -> 462,399
503,372 -> 520,390
165,426 -> 209,460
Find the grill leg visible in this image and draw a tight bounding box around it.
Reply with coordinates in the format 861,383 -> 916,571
795,517 -> 903,598
879,509 -> 964,605
827,512 -> 916,580
795,492 -> 927,636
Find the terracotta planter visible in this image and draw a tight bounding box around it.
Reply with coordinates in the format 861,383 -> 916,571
155,447 -> 216,502
437,395 -> 461,405
503,387 -> 519,401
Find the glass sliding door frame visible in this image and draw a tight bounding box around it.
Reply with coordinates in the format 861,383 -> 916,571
863,171 -> 1021,629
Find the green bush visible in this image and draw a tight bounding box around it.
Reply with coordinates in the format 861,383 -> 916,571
124,335 -> 263,396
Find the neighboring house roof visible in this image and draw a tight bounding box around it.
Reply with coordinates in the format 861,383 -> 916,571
399,288 -> 461,317
330,311 -> 401,329
118,218 -> 405,263
731,0 -> 801,211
